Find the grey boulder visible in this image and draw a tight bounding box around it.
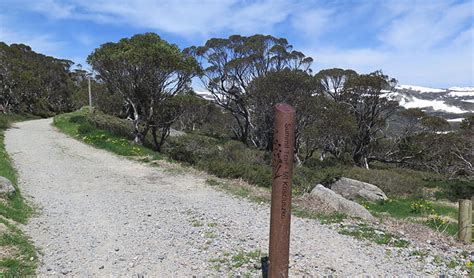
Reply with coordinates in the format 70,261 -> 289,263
330,177 -> 387,202
0,176 -> 15,196
310,184 -> 375,221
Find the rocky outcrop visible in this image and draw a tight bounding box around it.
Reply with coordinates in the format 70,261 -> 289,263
0,176 -> 15,196
309,184 -> 375,221
330,177 -> 387,202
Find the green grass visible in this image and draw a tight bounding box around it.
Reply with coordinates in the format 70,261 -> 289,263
0,132 -> 32,223
205,178 -> 268,204
292,207 -> 347,224
0,113 -> 37,275
0,219 -> 36,275
210,249 -> 263,274
362,198 -> 457,219
0,113 -> 36,222
362,198 -> 471,240
339,223 -> 410,247
53,108 -> 162,161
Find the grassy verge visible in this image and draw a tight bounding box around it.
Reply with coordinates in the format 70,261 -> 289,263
53,108 -> 162,161
0,114 -> 37,275
362,198 -> 472,241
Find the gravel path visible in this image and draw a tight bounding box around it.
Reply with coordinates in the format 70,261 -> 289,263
5,119 -> 433,276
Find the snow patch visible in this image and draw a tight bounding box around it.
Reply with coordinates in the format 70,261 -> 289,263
448,91 -> 474,97
447,118 -> 465,122
449,86 -> 474,91
399,97 -> 468,114
397,85 -> 446,93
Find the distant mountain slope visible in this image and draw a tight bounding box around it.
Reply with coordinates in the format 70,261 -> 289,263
195,85 -> 474,122
389,85 -> 474,121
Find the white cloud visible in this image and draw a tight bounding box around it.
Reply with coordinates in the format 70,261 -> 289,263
76,33 -> 94,46
379,1 -> 473,49
0,15 -> 66,56
305,1 -> 473,87
307,37 -> 473,88
290,8 -> 332,39
31,0 -> 75,19
19,0 -> 298,37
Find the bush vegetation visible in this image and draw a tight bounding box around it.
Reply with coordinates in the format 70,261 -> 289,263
54,108 -> 161,161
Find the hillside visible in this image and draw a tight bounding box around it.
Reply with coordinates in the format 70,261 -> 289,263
391,85 -> 474,121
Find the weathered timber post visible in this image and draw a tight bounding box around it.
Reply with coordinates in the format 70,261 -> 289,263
268,103 -> 296,278
458,199 -> 472,243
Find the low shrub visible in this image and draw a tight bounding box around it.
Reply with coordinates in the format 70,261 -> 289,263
69,115 -> 87,124
77,123 -> 95,134
0,114 -> 33,130
87,111 -> 133,140
0,117 -> 8,130
163,134 -> 220,164
304,156 -> 341,169
430,179 -> 474,201
200,160 -> 272,188
220,140 -> 268,165
409,199 -> 434,214
294,166 -> 343,193
341,167 -> 432,197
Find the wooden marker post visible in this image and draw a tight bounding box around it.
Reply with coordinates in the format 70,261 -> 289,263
269,103 -> 296,278
458,199 -> 472,243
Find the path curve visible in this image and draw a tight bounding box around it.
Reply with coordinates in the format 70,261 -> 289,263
6,119 -> 427,276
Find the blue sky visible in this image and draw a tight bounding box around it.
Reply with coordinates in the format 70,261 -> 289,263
0,0 -> 473,88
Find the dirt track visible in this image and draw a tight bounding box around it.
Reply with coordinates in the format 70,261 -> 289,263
5,118 -> 433,276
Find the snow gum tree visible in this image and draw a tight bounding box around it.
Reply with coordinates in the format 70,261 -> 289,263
87,33 -> 200,144
189,34 -> 313,145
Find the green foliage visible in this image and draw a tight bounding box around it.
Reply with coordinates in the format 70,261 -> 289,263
191,34 -> 312,143
0,220 -> 37,276
340,166 -> 433,196
429,179 -> 474,201
343,71 -> 399,167
87,110 -> 133,140
460,115 -> 474,131
77,122 -> 95,134
362,197 -> 465,238
0,42 -> 76,116
248,69 -> 317,150
362,198 -> 457,219
421,115 -> 450,132
164,134 -> 220,164
425,215 -> 456,235
202,160 -> 272,188
315,68 -> 357,101
54,109 -> 161,160
292,207 -> 347,224
209,249 -> 263,274
409,199 -> 434,214
87,33 -> 200,144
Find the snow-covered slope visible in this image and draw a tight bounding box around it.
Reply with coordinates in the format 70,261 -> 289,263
389,85 -> 473,119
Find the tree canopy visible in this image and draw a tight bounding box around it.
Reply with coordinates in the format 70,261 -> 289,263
87,33 -> 200,144
189,34 -> 313,144
0,42 -> 75,116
